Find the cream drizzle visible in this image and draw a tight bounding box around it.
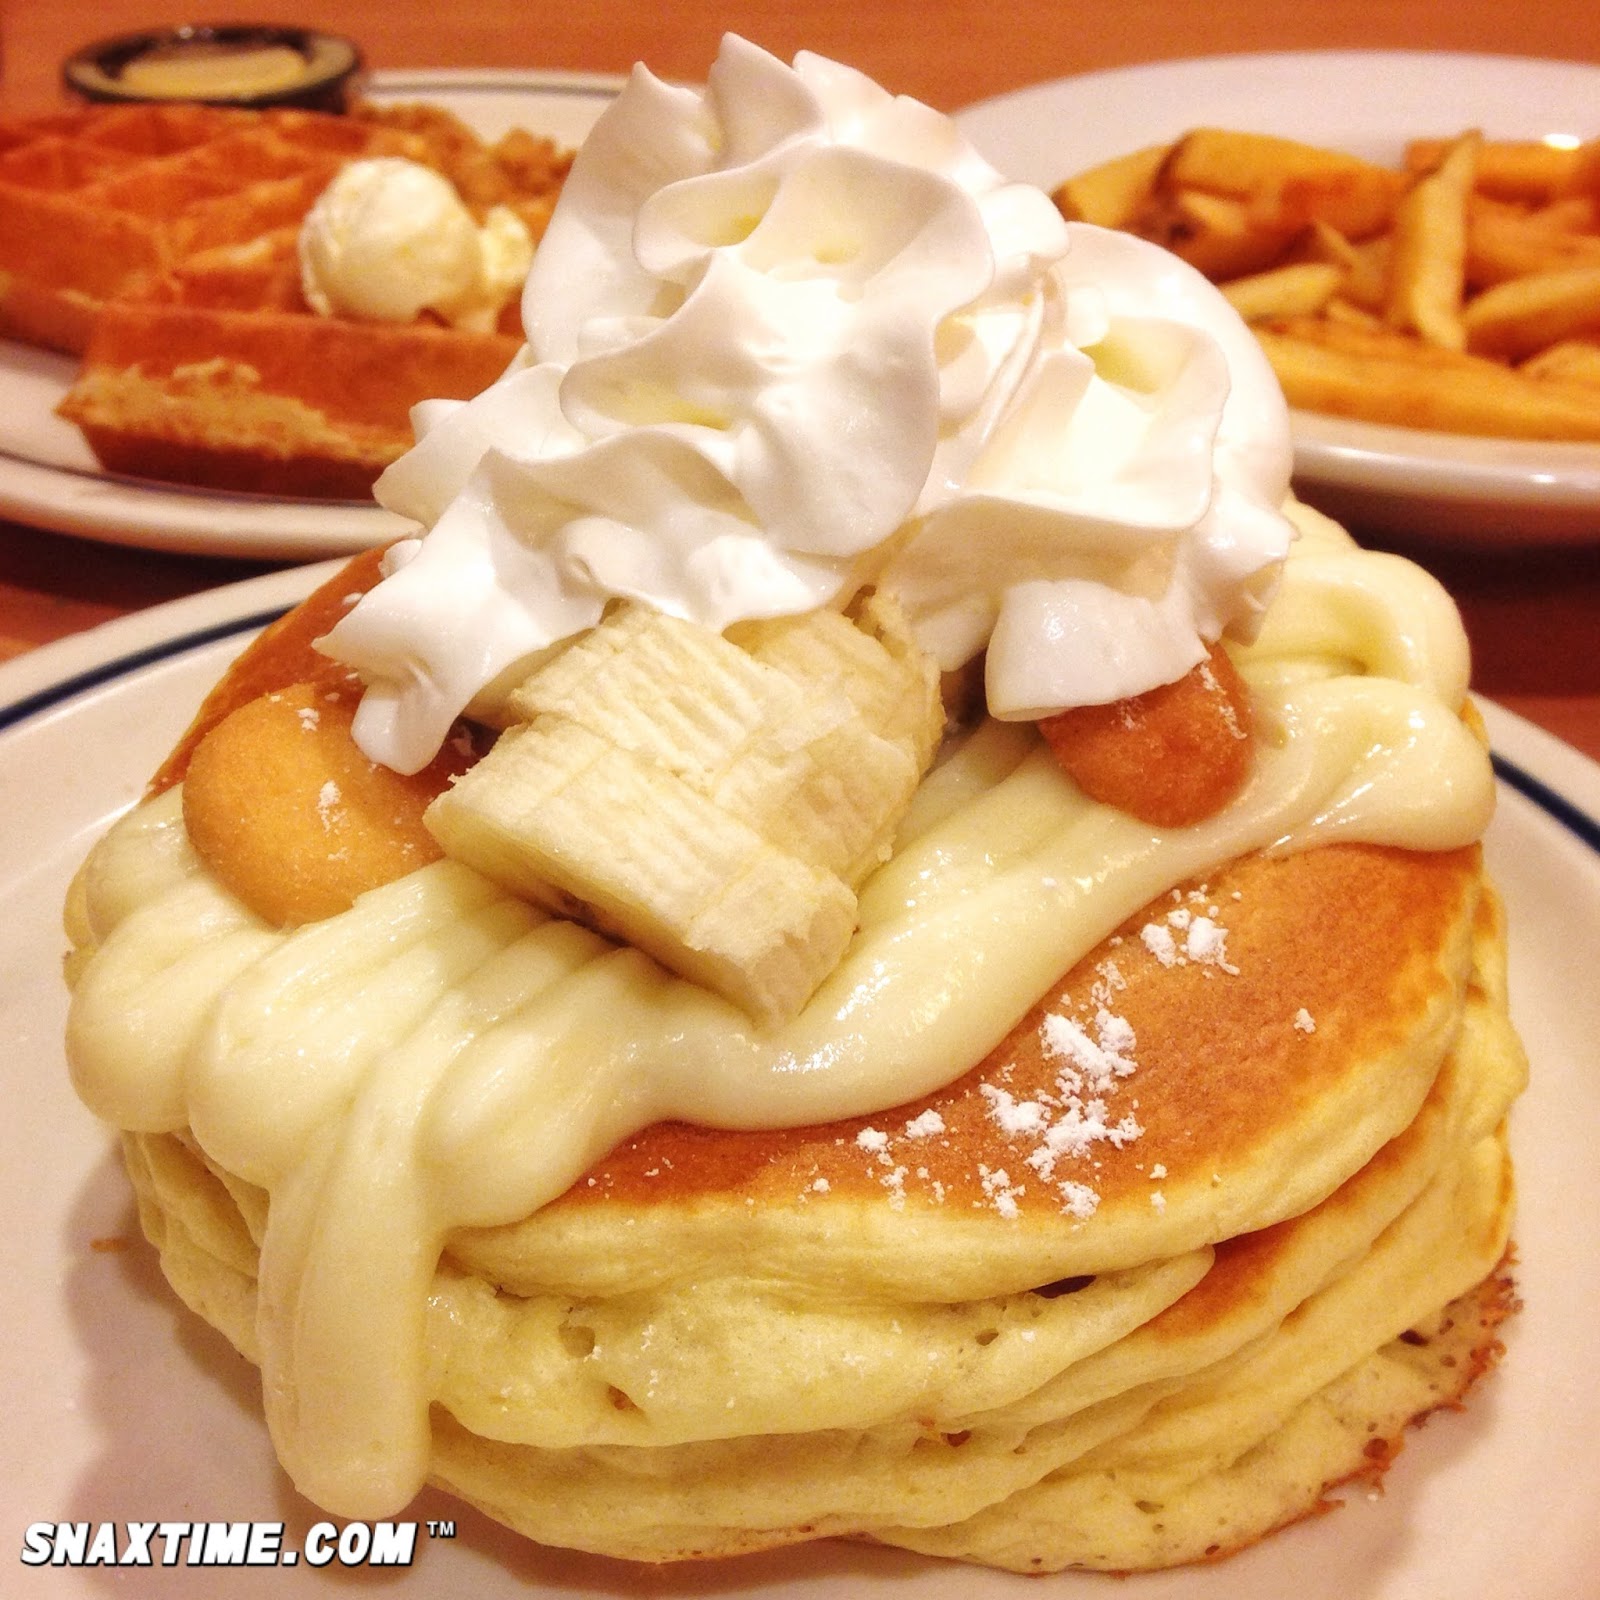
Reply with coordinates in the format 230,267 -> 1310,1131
65,502 -> 1494,1517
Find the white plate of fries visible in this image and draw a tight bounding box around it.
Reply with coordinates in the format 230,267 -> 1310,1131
956,51 -> 1600,544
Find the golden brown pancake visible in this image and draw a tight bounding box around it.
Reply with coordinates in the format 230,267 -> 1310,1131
66,527 -> 1525,1572
110,845 -> 1520,1566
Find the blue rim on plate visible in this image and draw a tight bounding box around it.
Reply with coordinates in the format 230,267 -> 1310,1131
4,607 -> 1597,857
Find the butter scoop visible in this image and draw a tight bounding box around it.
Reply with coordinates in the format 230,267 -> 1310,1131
299,158 -> 533,333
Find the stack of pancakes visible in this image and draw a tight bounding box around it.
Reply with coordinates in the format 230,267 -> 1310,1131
78,520 -> 1525,1573
0,100 -> 569,496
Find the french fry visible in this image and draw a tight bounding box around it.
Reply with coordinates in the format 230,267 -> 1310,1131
1221,261 -> 1344,323
1322,298 -> 1387,330
1293,218 -> 1361,269
1531,195 -> 1600,231
1160,128 -> 1334,195
1254,166 -> 1405,241
1567,140 -> 1600,199
1294,225 -> 1391,311
1463,264 -> 1600,360
1163,128 -> 1404,237
1053,119 -> 1600,442
1348,236 -> 1393,312
1052,143 -> 1170,228
1520,338 -> 1600,386
1466,195 -> 1600,287
1385,131 -> 1479,350
1257,316 -> 1600,440
1140,187 -> 1295,280
1405,136 -> 1586,203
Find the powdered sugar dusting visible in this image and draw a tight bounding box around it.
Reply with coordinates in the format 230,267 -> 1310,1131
979,1086 -> 1049,1138
1139,890 -> 1241,975
820,885 -> 1258,1223
316,780 -> 342,830
1183,915 -> 1236,971
979,1165 -> 1024,1219
956,956 -> 1151,1220
854,1127 -> 914,1209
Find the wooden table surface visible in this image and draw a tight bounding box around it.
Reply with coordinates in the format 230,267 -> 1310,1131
2,0 -> 1598,767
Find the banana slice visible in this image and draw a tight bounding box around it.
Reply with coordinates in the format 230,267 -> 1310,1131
426,597 -> 942,1025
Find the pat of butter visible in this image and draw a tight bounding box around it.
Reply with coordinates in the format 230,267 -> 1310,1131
120,43 -> 310,99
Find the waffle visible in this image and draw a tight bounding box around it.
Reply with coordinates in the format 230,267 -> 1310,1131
0,99 -> 571,498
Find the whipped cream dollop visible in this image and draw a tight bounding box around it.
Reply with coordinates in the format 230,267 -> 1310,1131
299,157 -> 533,333
319,36 -> 1295,773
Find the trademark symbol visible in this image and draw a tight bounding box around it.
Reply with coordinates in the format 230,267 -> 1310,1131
426,1521 -> 457,1539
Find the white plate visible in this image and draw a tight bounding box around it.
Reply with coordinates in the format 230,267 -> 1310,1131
955,51 -> 1600,545
0,69 -> 622,562
4,569 -> 1599,1597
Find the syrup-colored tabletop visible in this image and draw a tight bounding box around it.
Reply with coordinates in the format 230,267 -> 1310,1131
1,0 -> 1597,766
